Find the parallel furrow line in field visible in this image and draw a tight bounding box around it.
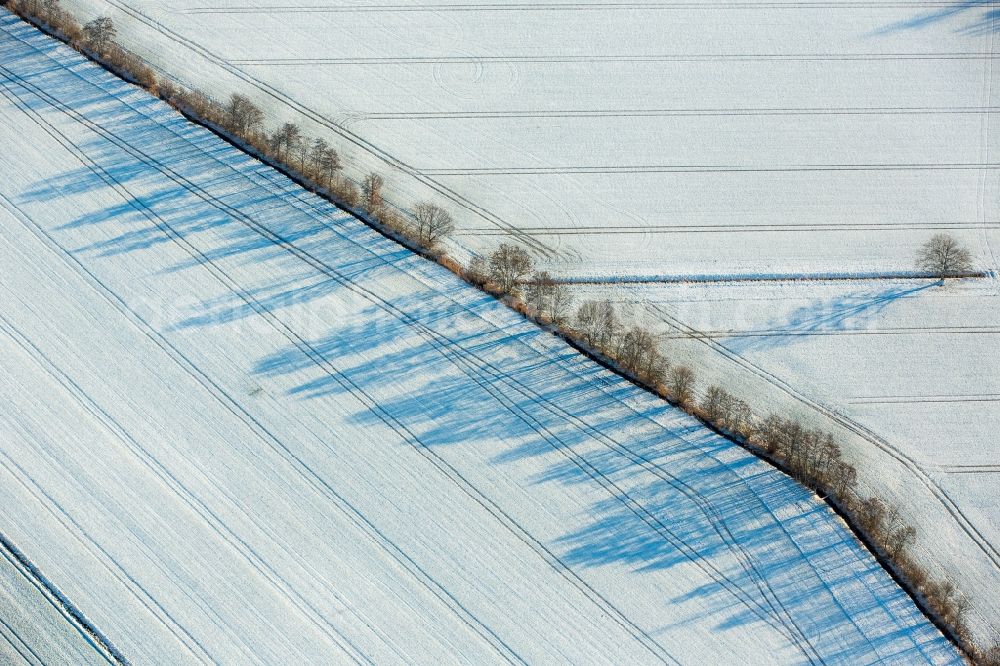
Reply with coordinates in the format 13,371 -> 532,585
455,223 -> 1000,236
99,0 -> 560,257
181,3 -> 981,14
351,106 -> 1000,120
0,535 -> 121,666
847,394 -> 1000,404
0,617 -> 41,666
644,300 -> 1000,581
232,53 -> 1000,65
0,450 -> 215,665
0,306 -> 379,665
666,327 -> 1000,338
421,163 -> 1000,176
0,65 -> 528,666
0,36 -> 828,660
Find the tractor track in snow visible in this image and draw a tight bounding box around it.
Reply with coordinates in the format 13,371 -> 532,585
0,531 -> 125,665
99,0 -> 561,259
0,70 -> 531,666
0,304 -> 380,666
0,28 -> 844,656
0,13 -> 968,656
0,48 -> 684,666
644,299 -> 1000,583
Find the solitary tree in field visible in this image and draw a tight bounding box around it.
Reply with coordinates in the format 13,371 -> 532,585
361,172 -> 385,214
82,16 -> 115,52
413,202 -> 455,248
916,233 -> 974,277
224,94 -> 264,138
488,243 -> 533,294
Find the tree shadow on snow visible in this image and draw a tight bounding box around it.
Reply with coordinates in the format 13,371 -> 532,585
9,21 -> 962,663
721,282 -> 936,354
876,0 -> 1000,36
251,289 -> 958,665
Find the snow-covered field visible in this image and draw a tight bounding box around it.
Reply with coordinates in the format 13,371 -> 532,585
0,537 -> 114,665
0,11 -> 967,664
46,0 -> 1000,647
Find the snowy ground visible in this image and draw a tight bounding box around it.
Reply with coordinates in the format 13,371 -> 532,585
0,12 -> 966,664
0,538 -> 113,665
46,0 -> 1000,647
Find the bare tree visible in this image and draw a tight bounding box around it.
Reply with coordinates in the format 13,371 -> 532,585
575,299 -> 619,351
466,254 -> 489,285
886,525 -> 916,558
270,122 -> 302,162
413,202 -> 455,248
782,420 -> 808,474
488,243 -> 533,294
857,496 -> 887,534
916,233 -> 973,277
293,134 -> 311,171
758,415 -> 785,454
361,172 -> 385,214
575,300 -> 601,346
525,271 -> 572,323
548,281 -> 573,326
702,385 -> 729,423
667,365 -> 696,406
525,271 -> 555,317
224,94 -> 264,138
309,138 -> 340,187
617,327 -> 664,380
728,398 -> 754,436
334,178 -> 360,208
82,16 -> 115,52
926,580 -> 969,627
829,460 -> 857,498
28,0 -> 63,18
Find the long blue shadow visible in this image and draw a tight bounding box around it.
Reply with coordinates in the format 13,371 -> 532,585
876,1 -> 1000,35
722,282 -> 936,353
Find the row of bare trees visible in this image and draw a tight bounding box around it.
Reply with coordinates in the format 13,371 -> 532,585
14,7 -> 459,256
748,412 -> 977,642
216,99 -> 459,251
755,415 -> 858,496
192,90 -> 459,251
468,243 -> 696,405
11,2 -> 158,90
468,239 -> 979,650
